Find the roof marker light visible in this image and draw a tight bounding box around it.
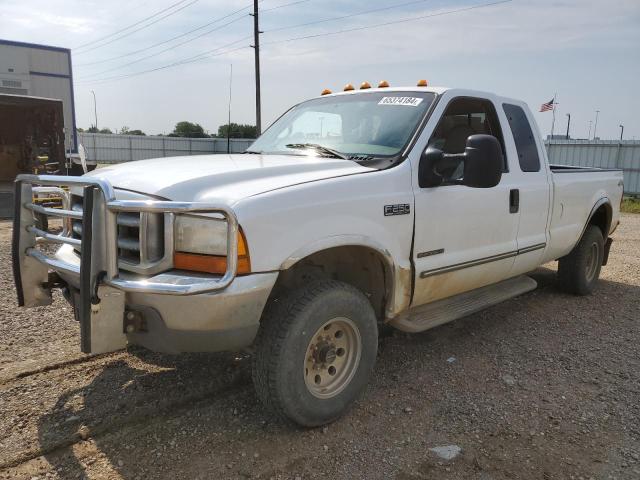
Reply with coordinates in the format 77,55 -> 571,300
321,88 -> 332,95
360,81 -> 371,89
343,83 -> 355,91
417,79 -> 428,87
378,80 -> 389,88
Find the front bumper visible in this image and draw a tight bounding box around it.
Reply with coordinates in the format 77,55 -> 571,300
55,245 -> 277,354
13,174 -> 272,354
123,272 -> 277,353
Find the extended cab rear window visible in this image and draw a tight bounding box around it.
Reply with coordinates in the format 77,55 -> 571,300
502,104 -> 541,172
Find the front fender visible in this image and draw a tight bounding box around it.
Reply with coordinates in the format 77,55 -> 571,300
279,235 -> 412,319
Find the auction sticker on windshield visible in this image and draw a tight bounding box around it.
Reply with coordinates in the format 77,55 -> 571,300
378,97 -> 424,106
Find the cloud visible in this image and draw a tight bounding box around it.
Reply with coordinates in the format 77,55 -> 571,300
1,0 -> 638,137
261,0 -> 640,68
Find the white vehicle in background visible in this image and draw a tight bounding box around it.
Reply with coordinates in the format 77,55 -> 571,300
13,81 -> 623,426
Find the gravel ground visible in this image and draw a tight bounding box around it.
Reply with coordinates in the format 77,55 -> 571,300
0,215 -> 639,480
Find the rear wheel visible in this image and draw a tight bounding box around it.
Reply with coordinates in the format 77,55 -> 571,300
557,225 -> 604,295
252,280 -> 378,427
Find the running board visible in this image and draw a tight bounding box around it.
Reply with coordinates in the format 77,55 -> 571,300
389,275 -> 538,333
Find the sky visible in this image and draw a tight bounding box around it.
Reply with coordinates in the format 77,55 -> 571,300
1,0 -> 639,139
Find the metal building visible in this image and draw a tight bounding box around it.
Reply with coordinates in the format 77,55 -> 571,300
0,39 -> 76,217
0,39 -> 76,153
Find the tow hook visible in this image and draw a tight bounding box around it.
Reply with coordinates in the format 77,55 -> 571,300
43,271 -> 65,290
123,309 -> 147,334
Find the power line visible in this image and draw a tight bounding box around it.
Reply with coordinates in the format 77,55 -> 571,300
260,0 -> 312,13
262,0 -> 512,46
76,14 -> 250,79
266,0 -> 432,33
75,0 -> 199,54
76,0 -> 512,85
73,0 -> 312,82
75,37 -> 252,85
74,0 -> 192,50
75,2 -> 256,67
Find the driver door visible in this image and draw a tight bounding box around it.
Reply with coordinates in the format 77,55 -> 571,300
412,95 -> 520,306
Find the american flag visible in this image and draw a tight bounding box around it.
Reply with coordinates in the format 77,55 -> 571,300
540,99 -> 555,112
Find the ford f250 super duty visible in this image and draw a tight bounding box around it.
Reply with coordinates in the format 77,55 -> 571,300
12,82 -> 624,426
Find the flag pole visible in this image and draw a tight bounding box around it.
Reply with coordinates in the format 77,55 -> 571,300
550,92 -> 557,139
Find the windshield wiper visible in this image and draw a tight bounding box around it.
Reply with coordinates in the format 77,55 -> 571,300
285,143 -> 348,160
244,150 -> 262,154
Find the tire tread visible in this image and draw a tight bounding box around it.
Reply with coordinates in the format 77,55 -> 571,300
557,225 -> 604,295
252,280 -> 371,425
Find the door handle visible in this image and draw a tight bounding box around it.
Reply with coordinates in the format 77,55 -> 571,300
509,189 -> 519,213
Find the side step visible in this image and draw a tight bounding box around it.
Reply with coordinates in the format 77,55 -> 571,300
389,275 -> 538,333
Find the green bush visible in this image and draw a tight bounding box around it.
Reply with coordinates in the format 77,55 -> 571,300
621,197 -> 640,214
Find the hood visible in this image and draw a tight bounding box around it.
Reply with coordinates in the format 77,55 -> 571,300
86,154 -> 374,203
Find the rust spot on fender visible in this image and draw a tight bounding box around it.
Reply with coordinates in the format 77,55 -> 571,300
386,265 -> 412,320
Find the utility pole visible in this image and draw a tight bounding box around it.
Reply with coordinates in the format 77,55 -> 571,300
588,120 -> 592,140
619,124 -> 624,141
593,110 -> 600,140
565,113 -> 571,140
227,63 -> 233,154
251,0 -> 262,136
91,90 -> 98,131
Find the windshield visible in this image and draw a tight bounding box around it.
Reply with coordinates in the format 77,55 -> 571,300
248,91 -> 436,160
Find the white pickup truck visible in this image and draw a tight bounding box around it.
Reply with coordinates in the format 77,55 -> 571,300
13,83 -> 623,426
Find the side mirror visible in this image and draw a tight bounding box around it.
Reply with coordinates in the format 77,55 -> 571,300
462,134 -> 503,188
418,147 -> 446,188
418,134 -> 503,189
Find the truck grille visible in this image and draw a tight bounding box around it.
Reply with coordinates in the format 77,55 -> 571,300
70,194 -> 166,272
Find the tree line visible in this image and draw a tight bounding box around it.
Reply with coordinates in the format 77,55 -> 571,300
78,122 -> 257,139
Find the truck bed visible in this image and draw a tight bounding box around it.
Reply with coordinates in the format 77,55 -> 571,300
544,166 -> 624,262
550,164 -> 623,173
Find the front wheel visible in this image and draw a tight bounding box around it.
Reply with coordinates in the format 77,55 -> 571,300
557,225 -> 604,295
252,280 -> 378,427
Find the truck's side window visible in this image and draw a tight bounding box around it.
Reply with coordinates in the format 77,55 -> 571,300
502,103 -> 540,172
428,97 -> 507,181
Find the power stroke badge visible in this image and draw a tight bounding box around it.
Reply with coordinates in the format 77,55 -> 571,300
384,204 -> 410,216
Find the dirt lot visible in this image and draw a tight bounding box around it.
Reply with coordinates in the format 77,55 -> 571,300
1,215 -> 639,480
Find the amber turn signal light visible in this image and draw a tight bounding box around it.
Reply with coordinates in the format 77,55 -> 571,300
174,229 -> 251,275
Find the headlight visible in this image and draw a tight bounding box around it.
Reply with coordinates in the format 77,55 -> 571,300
175,214 -> 227,255
173,214 -> 250,275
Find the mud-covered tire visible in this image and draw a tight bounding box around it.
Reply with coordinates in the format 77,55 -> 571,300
557,225 -> 604,295
252,280 -> 378,427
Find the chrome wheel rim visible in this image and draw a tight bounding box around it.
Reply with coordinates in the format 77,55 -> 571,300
585,242 -> 599,283
304,317 -> 362,399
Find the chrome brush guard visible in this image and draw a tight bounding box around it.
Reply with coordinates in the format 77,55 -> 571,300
12,174 -> 239,353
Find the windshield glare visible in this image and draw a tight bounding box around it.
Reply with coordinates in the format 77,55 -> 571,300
249,91 -> 435,159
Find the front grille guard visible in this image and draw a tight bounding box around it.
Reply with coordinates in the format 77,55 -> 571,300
13,174 -> 240,303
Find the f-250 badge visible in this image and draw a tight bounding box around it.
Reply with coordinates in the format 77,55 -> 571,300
384,204 -> 410,216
